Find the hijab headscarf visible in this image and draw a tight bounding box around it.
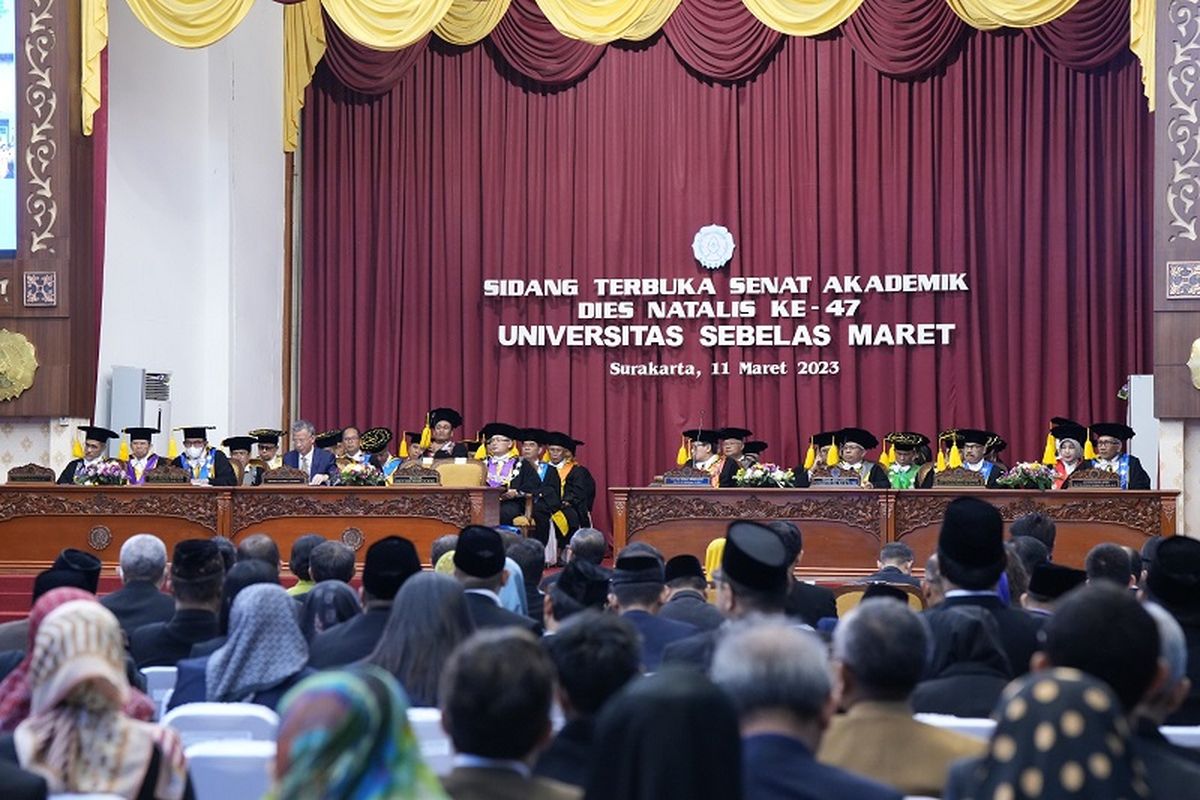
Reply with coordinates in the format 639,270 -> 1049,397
434,551 -> 455,575
0,587 -> 154,731
584,669 -> 742,800
298,581 -> 361,640
206,583 -> 309,703
950,668 -> 1151,800
268,666 -> 447,800
13,601 -> 188,799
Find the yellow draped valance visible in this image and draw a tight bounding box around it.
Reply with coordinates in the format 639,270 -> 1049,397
81,0 -> 1157,150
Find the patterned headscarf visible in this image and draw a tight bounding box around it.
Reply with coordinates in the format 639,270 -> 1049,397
207,582 -> 309,703
434,551 -> 456,575
957,668 -> 1151,799
0,587 -> 154,731
13,601 -> 188,800
269,666 -> 448,800
298,581 -> 362,641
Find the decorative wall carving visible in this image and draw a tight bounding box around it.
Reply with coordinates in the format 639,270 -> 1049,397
0,490 -> 219,531
626,492 -> 881,535
1166,0 -> 1200,244
892,494 -> 1162,538
231,491 -> 475,531
87,525 -> 111,551
24,0 -> 57,254
341,527 -> 365,550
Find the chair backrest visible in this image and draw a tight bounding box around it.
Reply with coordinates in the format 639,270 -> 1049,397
140,667 -> 177,721
48,795 -> 127,800
407,706 -> 454,775
833,582 -> 925,616
436,461 -> 485,487
1161,725 -> 1200,749
913,713 -> 996,741
161,702 -> 279,747
184,739 -> 275,800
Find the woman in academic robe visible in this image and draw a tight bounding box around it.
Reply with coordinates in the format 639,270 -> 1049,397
1049,418 -> 1087,490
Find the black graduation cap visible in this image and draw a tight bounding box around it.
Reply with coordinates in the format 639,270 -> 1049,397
986,434 -> 1007,455
1049,420 -> 1087,445
547,431 -> 583,451
611,553 -> 665,585
884,432 -> 929,452
222,436 -> 256,453
429,408 -> 463,429
1090,422 -> 1136,442
716,427 -> 753,441
1028,563 -> 1087,600
811,430 -> 838,448
519,428 -> 552,445
177,426 -> 215,440
721,520 -> 790,591
953,428 -> 994,447
743,441 -> 768,456
315,429 -> 344,449
249,428 -> 284,445
122,427 -> 158,442
78,426 -> 118,443
359,427 -> 393,454
682,428 -> 720,446
838,427 -> 879,450
480,422 -> 521,442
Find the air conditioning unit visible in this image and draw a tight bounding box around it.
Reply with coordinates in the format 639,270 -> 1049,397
109,366 -> 173,459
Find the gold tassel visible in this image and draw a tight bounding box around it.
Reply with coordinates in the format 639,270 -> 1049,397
72,435 -> 83,459
418,413 -> 432,450
118,439 -> 130,461
676,436 -> 690,466
541,450 -> 550,462
936,447 -> 947,472
888,443 -> 897,465
167,436 -> 179,459
1083,428 -> 1097,460
399,433 -> 409,458
803,439 -> 815,470
1042,432 -> 1057,466
826,441 -> 839,467
508,445 -> 519,458
474,441 -> 486,459
948,441 -> 963,468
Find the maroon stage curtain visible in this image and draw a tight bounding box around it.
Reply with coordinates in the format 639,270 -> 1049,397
841,0 -> 966,78
487,0 -> 605,86
662,0 -> 782,83
1026,0 -> 1128,71
322,10 -> 429,94
301,30 -> 1151,531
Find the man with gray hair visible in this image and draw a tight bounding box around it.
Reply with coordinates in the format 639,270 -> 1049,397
817,600 -> 984,796
101,533 -> 176,638
711,618 -> 902,800
282,419 -> 337,485
540,528 -> 608,592
1135,603 -> 1200,766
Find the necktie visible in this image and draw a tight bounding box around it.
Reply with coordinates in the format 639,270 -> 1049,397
301,454 -> 310,475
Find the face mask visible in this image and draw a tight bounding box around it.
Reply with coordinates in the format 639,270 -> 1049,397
185,446 -> 203,460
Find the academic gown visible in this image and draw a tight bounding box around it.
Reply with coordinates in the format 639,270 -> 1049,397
125,454 -> 167,485
56,458 -> 122,484
687,457 -> 738,487
793,462 -> 890,489
557,462 -> 596,533
1076,455 -> 1151,490
507,460 -> 562,544
917,460 -> 1002,488
173,449 -> 238,486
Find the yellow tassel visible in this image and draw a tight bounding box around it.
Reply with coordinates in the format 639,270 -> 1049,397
676,436 -> 690,466
936,447 -> 947,472
508,445 -> 518,458
399,433 -> 409,458
474,442 -> 486,460
948,442 -> 963,468
71,436 -> 83,459
541,450 -> 550,463
118,440 -> 130,461
888,443 -> 897,465
803,439 -> 815,470
418,415 -> 432,450
167,436 -> 179,459
1042,432 -> 1057,466
1083,428 -> 1097,460
826,441 -> 839,467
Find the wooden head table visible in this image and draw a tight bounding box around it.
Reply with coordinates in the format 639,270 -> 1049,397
0,485 -> 501,572
609,487 -> 1178,579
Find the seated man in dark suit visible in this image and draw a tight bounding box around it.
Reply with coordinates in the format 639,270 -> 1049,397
711,619 -> 903,800
607,550 -> 697,672
922,497 -> 1043,677
101,533 -> 176,640
770,521 -> 837,627
862,542 -> 921,588
535,611 -> 640,788
440,629 -> 580,800
236,533 -> 281,580
454,526 -> 541,635
1146,535 -> 1200,724
309,536 -> 421,668
129,539 -> 223,668
281,419 -> 338,486
659,554 -> 725,632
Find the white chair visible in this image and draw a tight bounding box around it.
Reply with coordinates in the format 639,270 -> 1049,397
185,739 -> 275,800
139,667 -> 177,721
913,713 -> 996,741
407,707 -> 453,776
1161,725 -> 1200,749
161,703 -> 279,748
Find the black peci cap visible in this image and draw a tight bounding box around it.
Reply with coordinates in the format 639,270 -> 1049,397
610,553 -> 665,586
664,554 -> 706,583
721,520 -> 790,592
362,536 -> 421,600
1028,563 -> 1087,600
453,525 -> 506,578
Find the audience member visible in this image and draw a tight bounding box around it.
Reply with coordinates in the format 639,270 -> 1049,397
818,600 -> 984,795
607,550 -> 697,671
285,533 -> 325,597
1139,535 -> 1163,588
271,667 -> 446,800
191,557 -> 279,657
542,529 -> 607,591
663,520 -> 791,670
310,540 -> 356,583
100,533 -> 175,638
1086,542 -> 1133,587
130,540 -> 223,668
210,535 -> 237,571
298,580 -> 361,640
1135,603 -> 1200,767
367,572 -> 475,707
170,583 -> 313,711
587,668 -> 741,800
1009,511 -> 1056,558
1008,534 -> 1050,576
310,536 -> 422,668
453,526 -> 540,634
1002,542 -> 1031,605
1033,582 -> 1200,795
0,549 -> 103,653
237,533 -> 281,578
544,561 -> 610,632
0,602 -> 192,798
499,556 -> 529,617
771,521 -> 837,627
911,606 -> 1011,717
659,554 -> 725,631
711,619 -> 901,800
924,497 -> 1043,676
1123,545 -> 1143,588
0,588 -> 154,732
944,670 -> 1150,800
440,629 -> 578,800
863,543 -> 920,587
1144,534 -> 1200,724
921,554 -> 945,608
536,611 -> 640,787
1021,562 -> 1086,617
0,759 -> 45,800
507,538 -> 548,626
431,534 -> 458,568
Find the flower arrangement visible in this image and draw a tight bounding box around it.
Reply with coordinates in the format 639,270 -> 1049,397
338,462 -> 386,486
734,463 -> 796,488
74,460 -> 129,486
996,462 -> 1055,490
